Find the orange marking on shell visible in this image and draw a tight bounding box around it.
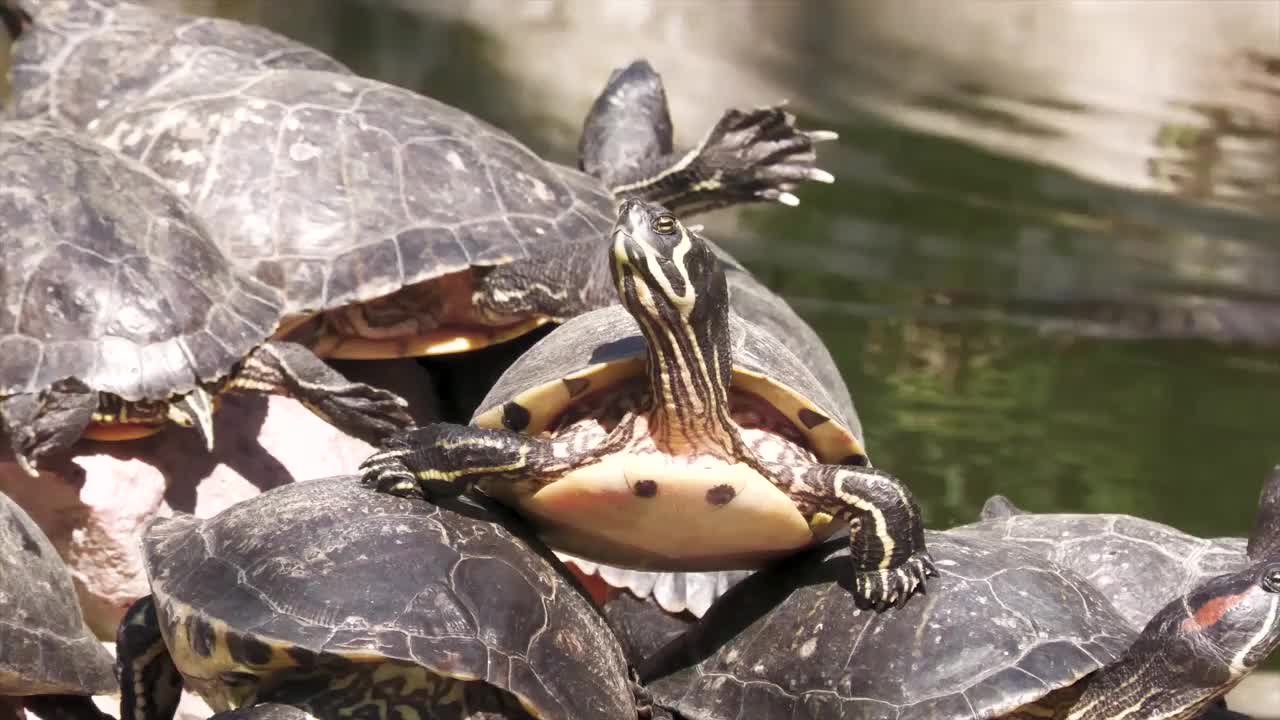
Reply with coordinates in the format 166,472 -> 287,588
1181,591 -> 1250,632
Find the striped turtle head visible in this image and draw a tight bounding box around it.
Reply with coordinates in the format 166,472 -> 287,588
1135,560 -> 1280,692
608,199 -> 735,441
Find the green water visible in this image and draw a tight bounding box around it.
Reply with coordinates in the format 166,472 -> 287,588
5,2 -> 1279,538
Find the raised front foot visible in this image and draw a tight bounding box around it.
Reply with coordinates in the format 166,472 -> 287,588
0,379 -> 97,478
687,105 -> 837,208
233,341 -> 413,445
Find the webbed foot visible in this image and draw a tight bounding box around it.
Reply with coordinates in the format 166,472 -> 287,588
234,341 -> 413,445
359,432 -> 423,499
678,105 -> 836,210
852,550 -> 938,611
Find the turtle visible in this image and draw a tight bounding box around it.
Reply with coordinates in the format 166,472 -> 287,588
553,245 -> 856,618
80,54 -> 836,361
1,489 -> 116,720
359,199 -> 936,610
0,122 -> 413,477
115,475 -> 638,720
947,465 -> 1280,632
2,0 -> 351,129
636,467 -> 1280,720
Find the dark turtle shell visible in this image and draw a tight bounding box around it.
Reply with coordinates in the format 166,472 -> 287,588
951,498 -> 1250,632
6,0 -> 350,130
472,301 -> 864,464
0,490 -> 115,695
0,122 -> 283,401
141,476 -> 635,720
90,68 -> 617,317
642,531 -> 1135,720
714,248 -> 858,435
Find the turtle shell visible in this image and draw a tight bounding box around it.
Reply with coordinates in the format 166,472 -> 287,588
140,476 -> 635,720
714,248 -> 858,435
0,490 -> 115,695
472,302 -> 865,464
0,122 -> 283,401
6,0 -> 350,130
642,531 -> 1135,720
950,505 -> 1250,632
90,68 -> 617,317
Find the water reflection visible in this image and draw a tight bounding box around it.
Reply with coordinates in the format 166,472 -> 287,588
3,1 -> 1279,534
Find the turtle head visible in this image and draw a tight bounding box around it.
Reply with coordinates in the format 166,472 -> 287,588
610,199 -> 730,349
609,199 -> 736,445
1117,560 -> 1280,706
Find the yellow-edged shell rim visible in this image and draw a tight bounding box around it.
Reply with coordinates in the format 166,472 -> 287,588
154,590 -> 558,719
472,358 -> 866,464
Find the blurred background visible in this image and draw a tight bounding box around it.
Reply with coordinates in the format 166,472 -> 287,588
5,0 -> 1280,693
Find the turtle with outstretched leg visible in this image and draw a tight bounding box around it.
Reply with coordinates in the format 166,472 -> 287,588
361,200 -> 935,610
0,122 -> 411,476
114,476 -> 637,720
1,491 -> 115,720
638,467 -> 1280,720
77,49 -> 834,361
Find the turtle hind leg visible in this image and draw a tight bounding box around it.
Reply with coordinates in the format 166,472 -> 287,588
0,379 -> 97,478
607,105 -> 837,215
117,596 -> 183,720
21,696 -> 111,720
229,341 -> 413,445
763,462 -> 937,611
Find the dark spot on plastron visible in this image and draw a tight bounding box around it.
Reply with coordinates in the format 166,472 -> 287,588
502,402 -> 531,432
797,408 -> 829,429
562,376 -> 590,397
706,484 -> 736,506
841,454 -> 869,467
633,479 -> 658,498
189,615 -> 216,657
225,631 -> 273,666
7,516 -> 40,554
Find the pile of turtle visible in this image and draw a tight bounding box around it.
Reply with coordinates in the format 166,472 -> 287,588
1,2 -> 1278,720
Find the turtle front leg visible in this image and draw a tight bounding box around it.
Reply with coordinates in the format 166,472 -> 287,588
229,341 -> 413,445
117,596 -> 184,720
607,107 -> 837,215
0,379 -> 97,478
764,462 -> 936,610
359,423 -> 585,500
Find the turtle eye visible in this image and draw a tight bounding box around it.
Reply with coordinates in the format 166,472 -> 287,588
651,214 -> 677,235
1263,566 -> 1280,593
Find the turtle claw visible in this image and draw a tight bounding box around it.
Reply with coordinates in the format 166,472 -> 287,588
852,551 -> 938,612
358,447 -> 421,498
692,105 -> 837,208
